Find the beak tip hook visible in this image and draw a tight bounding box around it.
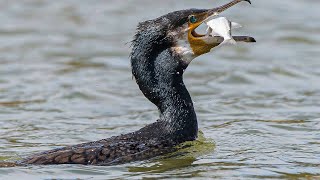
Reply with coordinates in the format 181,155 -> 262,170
244,0 -> 252,4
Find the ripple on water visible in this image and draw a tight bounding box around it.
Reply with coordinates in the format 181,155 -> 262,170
1,0 -> 320,179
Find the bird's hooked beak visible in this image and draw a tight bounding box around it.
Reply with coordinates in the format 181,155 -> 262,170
206,0 -> 251,18
187,0 -> 255,56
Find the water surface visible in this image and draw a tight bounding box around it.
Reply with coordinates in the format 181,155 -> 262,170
0,0 -> 319,179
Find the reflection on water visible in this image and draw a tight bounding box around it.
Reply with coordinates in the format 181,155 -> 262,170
128,132 -> 215,174
0,0 -> 320,179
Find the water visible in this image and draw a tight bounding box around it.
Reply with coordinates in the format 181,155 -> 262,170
0,0 -> 319,179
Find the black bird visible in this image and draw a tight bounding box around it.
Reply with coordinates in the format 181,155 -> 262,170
15,0 -> 255,166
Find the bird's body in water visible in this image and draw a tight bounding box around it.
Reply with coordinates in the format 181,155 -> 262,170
3,0 -> 255,167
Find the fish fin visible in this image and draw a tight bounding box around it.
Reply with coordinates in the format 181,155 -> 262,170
229,38 -> 237,45
206,27 -> 213,35
231,22 -> 242,29
223,37 -> 237,45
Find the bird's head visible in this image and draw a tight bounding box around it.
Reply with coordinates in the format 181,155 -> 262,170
131,0 -> 255,67
131,0 -> 255,107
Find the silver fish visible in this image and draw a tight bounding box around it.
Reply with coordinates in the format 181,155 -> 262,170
206,17 -> 241,45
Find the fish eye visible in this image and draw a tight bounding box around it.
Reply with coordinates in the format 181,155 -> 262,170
189,15 -> 197,24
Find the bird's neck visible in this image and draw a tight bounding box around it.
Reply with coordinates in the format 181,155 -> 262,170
158,75 -> 198,141
131,47 -> 198,141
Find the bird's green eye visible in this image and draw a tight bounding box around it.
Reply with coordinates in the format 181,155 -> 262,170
189,15 -> 197,23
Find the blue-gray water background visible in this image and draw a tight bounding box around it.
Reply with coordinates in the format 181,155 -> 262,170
0,0 -> 319,179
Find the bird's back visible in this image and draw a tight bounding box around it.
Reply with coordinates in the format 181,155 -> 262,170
18,121 -> 177,166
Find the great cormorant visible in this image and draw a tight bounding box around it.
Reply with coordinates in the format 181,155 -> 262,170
15,0 -> 255,166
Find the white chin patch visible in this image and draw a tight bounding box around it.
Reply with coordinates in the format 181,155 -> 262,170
172,39 -> 196,64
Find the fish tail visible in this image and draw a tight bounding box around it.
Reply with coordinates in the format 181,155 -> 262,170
229,38 -> 237,45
